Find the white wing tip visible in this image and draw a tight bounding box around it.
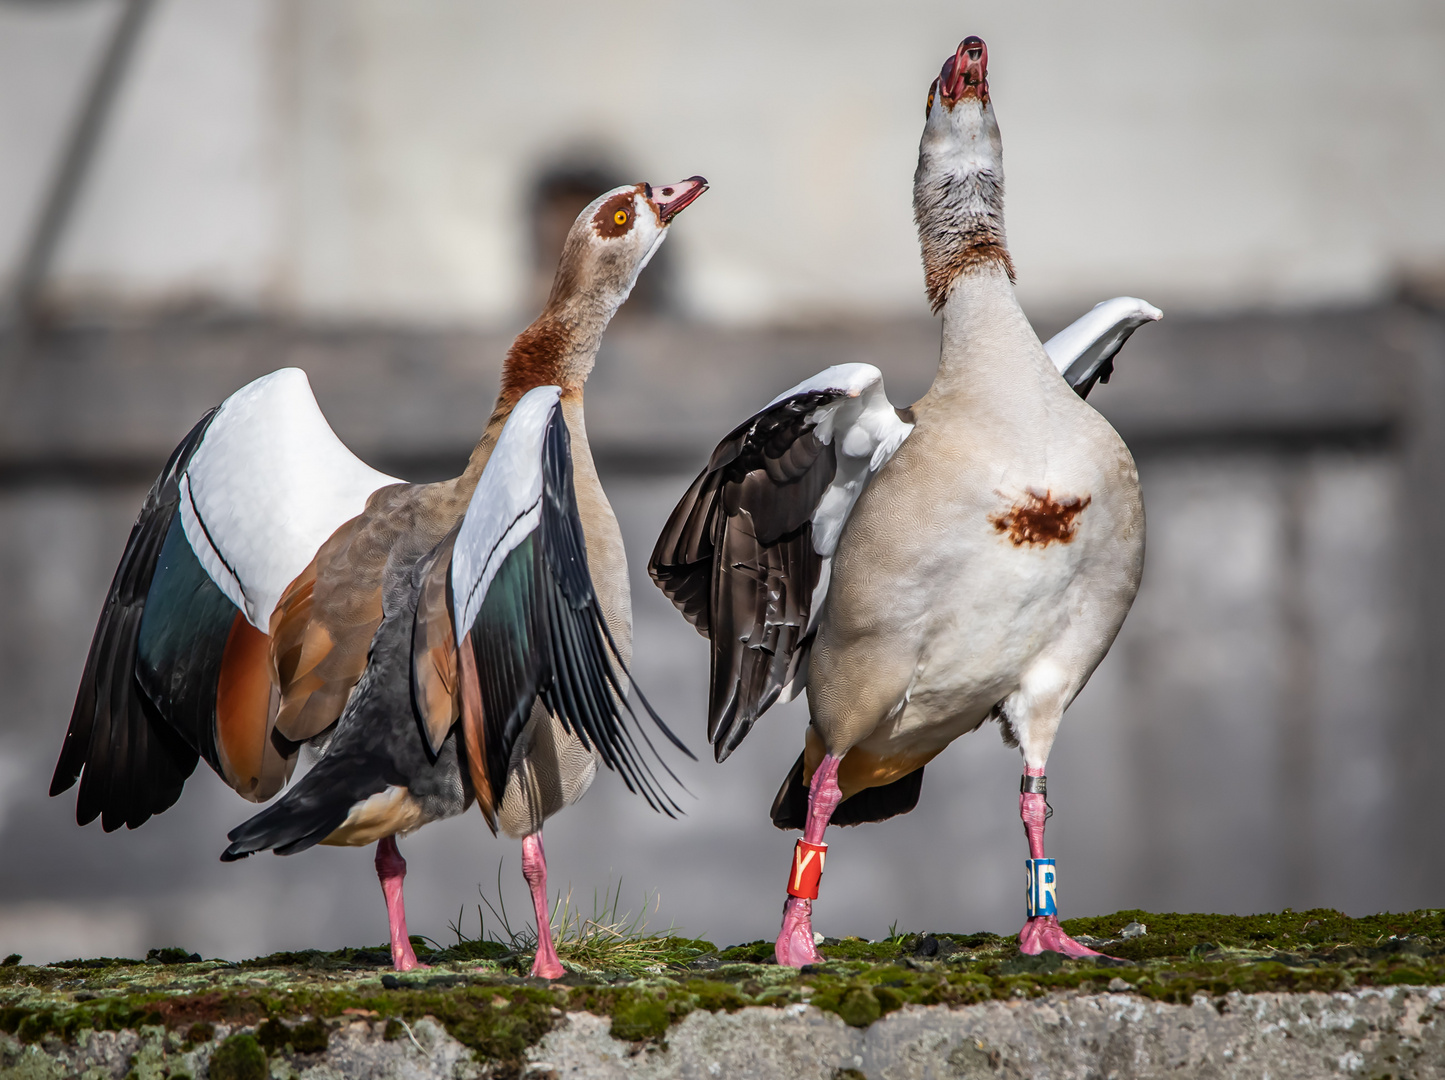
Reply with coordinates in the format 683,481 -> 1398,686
765,363 -> 885,409
1092,296 -> 1164,324
250,367 -> 311,390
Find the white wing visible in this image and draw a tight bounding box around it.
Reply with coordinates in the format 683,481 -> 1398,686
450,385 -> 557,633
448,385 -> 689,821
770,364 -> 911,668
180,368 -> 401,630
1043,296 -> 1163,398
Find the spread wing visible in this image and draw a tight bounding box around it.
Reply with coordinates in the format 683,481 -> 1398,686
649,298 -> 1163,764
434,385 -> 690,829
649,364 -> 912,762
1044,296 -> 1163,399
51,368 -> 400,829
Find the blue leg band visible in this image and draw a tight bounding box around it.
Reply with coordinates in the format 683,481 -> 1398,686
1026,858 -> 1058,918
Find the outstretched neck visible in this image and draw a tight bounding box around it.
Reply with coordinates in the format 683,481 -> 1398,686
925,263 -> 1051,401
915,183 -> 1013,316
913,101 -> 1052,402
497,292 -> 615,409
460,294 -> 617,485
913,99 -> 1013,314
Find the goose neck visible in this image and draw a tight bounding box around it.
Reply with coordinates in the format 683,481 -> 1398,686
926,265 -> 1053,398
458,298 -> 611,488
498,299 -> 611,406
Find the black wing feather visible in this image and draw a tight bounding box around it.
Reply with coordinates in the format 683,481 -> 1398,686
53,409 -> 222,828
468,406 -> 690,817
649,390 -> 839,761
769,751 -> 925,829
133,514 -> 238,776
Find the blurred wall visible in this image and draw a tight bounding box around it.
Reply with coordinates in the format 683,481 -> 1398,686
2,1 -> 1445,965
1,0 -> 1443,324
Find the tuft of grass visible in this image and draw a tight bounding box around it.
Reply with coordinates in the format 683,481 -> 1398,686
439,864 -> 715,976
548,880 -> 709,975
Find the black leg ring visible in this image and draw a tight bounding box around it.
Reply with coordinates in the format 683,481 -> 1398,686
1020,774 -> 1053,820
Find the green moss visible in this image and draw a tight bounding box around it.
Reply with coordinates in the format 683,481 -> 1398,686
430,940 -> 511,963
208,1033 -> 266,1080
714,940 -> 774,963
255,1017 -> 329,1054
45,956 -> 141,970
349,983 -> 560,1067
1058,908 -> 1445,962
0,907 -> 1442,1066
238,945 -> 393,971
652,937 -> 717,964
287,1018 -> 330,1053
686,979 -> 749,1013
834,987 -> 881,1027
608,993 -> 672,1041
818,937 -> 903,963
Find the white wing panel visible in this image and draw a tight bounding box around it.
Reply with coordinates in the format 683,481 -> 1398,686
1043,296 -> 1162,387
764,362 -> 892,410
450,386 -> 561,634
807,372 -> 913,559
180,368 -> 402,630
770,365 -> 913,703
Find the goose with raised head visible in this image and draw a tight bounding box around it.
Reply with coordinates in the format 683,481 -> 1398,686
55,177 -> 706,976
650,39 -> 1153,965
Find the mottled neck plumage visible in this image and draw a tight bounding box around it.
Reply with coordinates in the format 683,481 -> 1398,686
914,156 -> 1013,315
463,223 -> 643,482
913,109 -> 1056,402
457,298 -> 611,488
497,300 -> 609,407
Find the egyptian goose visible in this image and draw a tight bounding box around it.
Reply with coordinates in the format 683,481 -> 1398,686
52,177 -> 707,976
651,39 -> 1156,965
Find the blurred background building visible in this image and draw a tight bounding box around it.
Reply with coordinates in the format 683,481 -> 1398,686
2,0 -> 1444,963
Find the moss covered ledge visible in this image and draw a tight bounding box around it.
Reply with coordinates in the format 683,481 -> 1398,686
2,908 -> 1444,1078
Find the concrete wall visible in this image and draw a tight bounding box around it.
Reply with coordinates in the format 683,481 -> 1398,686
1,306 -> 1441,963
2,0 -> 1444,324
2,1 -> 1444,965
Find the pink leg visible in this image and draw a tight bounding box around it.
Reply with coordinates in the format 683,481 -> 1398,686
521,832 -> 565,980
776,753 -> 843,967
1016,767 -> 1108,959
376,836 -> 428,972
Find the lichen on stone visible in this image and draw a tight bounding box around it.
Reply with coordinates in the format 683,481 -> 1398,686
1,908 -> 1443,1073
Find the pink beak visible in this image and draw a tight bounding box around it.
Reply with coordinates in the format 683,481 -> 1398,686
648,176 -> 709,223
939,36 -> 988,104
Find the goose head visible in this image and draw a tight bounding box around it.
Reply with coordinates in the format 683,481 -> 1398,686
914,37 -> 1013,311
500,176 -> 707,403
546,177 -> 708,317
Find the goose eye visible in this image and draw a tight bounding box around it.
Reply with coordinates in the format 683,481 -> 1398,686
926,80 -> 936,119
613,209 -> 629,226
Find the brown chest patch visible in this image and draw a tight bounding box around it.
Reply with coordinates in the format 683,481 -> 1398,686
990,489 -> 1092,547
499,316 -> 571,403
